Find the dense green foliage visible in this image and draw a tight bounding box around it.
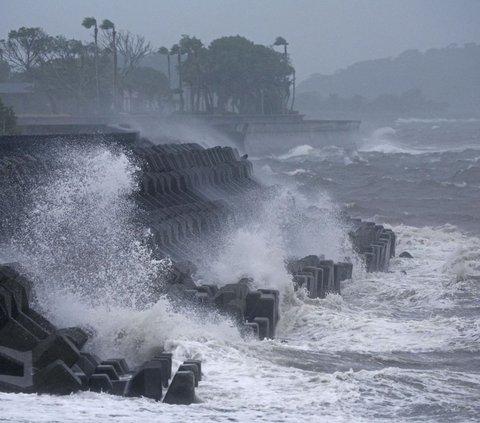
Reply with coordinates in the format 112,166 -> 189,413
0,25 -> 156,113
156,34 -> 294,114
123,66 -> 169,103
0,96 -> 17,134
176,35 -> 293,114
0,24 -> 294,115
213,36 -> 289,113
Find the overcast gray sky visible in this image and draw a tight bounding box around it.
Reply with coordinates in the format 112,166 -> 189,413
1,0 -> 479,81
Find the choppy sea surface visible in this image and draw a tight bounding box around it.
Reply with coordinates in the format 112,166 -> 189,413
1,117 -> 480,422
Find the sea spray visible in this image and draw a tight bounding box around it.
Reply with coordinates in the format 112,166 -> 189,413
3,139 -> 363,367
50,292 -> 244,366
358,126 -> 416,154
198,186 -> 358,301
8,142 -> 169,312
2,141 -> 253,363
2,120 -> 479,422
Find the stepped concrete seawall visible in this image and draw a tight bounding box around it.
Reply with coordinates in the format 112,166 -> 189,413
133,143 -> 260,260
0,131 -> 395,398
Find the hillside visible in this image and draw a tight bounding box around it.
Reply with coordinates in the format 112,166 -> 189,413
297,43 -> 480,112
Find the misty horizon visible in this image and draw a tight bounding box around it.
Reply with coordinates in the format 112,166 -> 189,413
1,0 -> 479,81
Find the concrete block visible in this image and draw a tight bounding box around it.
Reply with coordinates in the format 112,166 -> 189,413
32,333 -> 80,369
111,379 -> 128,396
333,262 -> 353,293
183,360 -> 202,382
142,358 -> 170,388
125,366 -> 163,401
89,373 -> 113,393
243,322 -> 259,338
153,353 -> 172,379
252,317 -> 270,340
178,363 -> 200,387
101,358 -> 129,375
94,364 -> 119,381
0,317 -> 40,351
163,370 -> 195,405
0,346 -> 32,392
75,354 -> 96,377
34,359 -> 82,395
57,327 -> 88,349
295,272 -> 318,298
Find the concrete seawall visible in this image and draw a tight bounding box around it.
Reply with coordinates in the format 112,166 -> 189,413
0,132 -> 395,399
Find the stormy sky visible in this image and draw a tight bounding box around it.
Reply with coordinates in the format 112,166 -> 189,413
1,0 -> 479,80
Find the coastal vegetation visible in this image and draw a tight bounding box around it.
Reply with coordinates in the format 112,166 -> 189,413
0,24 -> 294,115
0,96 -> 16,134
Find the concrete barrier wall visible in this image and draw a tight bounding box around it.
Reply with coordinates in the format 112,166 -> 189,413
0,263 -> 199,402
0,137 -> 396,398
133,143 -> 259,260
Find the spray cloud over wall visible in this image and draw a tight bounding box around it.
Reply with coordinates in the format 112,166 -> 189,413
9,142 -> 169,313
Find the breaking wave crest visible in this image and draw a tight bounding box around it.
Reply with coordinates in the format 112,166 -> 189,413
396,117 -> 480,124
2,132 -> 480,422
9,142 -> 167,311
359,127 -> 426,155
2,141 -> 355,364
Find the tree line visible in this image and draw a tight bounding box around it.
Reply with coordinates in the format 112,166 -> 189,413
0,22 -> 294,115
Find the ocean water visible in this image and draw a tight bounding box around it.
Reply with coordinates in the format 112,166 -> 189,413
1,118 -> 480,422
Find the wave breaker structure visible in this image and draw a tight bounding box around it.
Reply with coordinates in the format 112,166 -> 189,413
0,133 -> 395,401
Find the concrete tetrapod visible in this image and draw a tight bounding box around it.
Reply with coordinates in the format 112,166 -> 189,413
163,370 -> 196,405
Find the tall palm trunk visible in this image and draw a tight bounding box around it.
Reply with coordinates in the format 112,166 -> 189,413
290,69 -> 296,111
177,53 -> 184,112
94,26 -> 100,112
112,28 -> 118,112
167,54 -> 171,87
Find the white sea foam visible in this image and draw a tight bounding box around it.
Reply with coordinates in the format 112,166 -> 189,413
358,126 -> 480,155
396,117 -> 480,124
7,144 -> 167,313
277,144 -> 315,159
2,138 -> 480,422
279,223 -> 480,351
284,168 -> 308,176
199,186 -> 353,302
51,293 -> 243,366
276,144 -> 348,161
359,127 -> 425,155
2,222 -> 480,422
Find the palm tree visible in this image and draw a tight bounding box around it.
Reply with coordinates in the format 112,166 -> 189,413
158,46 -> 171,87
170,43 -> 184,112
100,19 -> 117,111
290,68 -> 296,112
273,36 -> 295,112
81,16 -> 100,112
273,36 -> 288,57
179,35 -> 203,112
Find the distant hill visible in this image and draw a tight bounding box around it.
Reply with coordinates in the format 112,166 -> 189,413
297,43 -> 480,112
